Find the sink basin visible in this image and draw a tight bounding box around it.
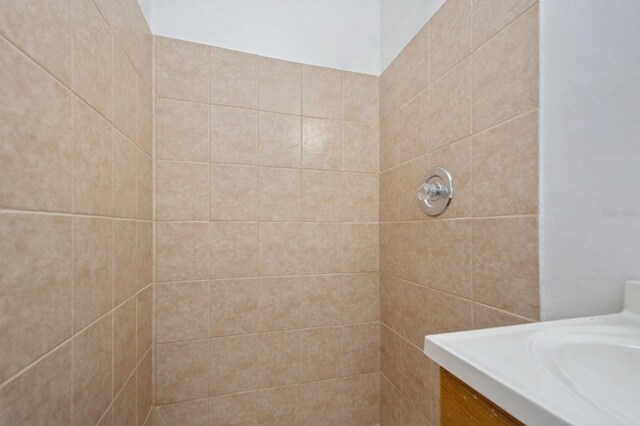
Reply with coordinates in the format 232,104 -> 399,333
424,280 -> 640,426
530,326 -> 640,425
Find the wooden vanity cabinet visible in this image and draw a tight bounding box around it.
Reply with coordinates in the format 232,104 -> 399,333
440,368 -> 524,426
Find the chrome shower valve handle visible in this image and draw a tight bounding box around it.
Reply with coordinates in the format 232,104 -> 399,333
416,167 -> 453,216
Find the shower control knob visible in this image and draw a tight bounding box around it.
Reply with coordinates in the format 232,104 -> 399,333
416,167 -> 453,216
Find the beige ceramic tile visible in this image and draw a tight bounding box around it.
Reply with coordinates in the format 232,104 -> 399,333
428,138 -> 472,218
113,132 -> 137,218
114,298 -> 136,395
0,0 -> 72,85
72,314 -> 113,426
137,351 -> 153,426
342,122 -> 379,173
257,276 -> 302,332
210,221 -> 259,278
136,77 -> 153,156
379,25 -> 429,121
342,223 -> 379,273
342,273 -> 379,324
379,222 -> 429,285
429,219 -> 472,298
113,374 -> 136,426
473,217 -> 539,319
430,0 -> 473,81
0,343 -> 71,425
210,46 -> 259,108
379,155 -> 428,222
396,278 -> 431,348
259,223 -> 341,276
136,286 -> 153,362
156,161 -> 209,221
259,57 -> 301,114
301,170 -> 341,221
299,379 -> 344,425
343,71 -> 379,124
72,0 -> 112,119
380,371 -> 402,426
258,167 -> 301,221
473,4 -> 539,131
400,340 -> 431,419
401,398 -> 429,426
155,399 -> 208,426
155,339 -> 209,404
156,221 -> 210,282
302,117 -> 342,170
113,44 -> 137,140
255,385 -> 299,426
113,220 -> 137,305
259,112 -> 301,168
156,281 -> 209,343
0,38 -> 72,212
430,289 -> 473,334
380,88 -> 428,172
342,373 -> 380,426
474,0 -> 537,48
210,164 -> 258,220
209,334 -> 259,395
473,303 -> 530,329
137,151 -> 152,221
156,98 -> 209,162
342,173 -> 379,222
302,65 -> 342,119
210,278 -> 259,337
73,217 -> 113,331
72,98 -> 113,215
209,392 -> 258,425
342,323 -> 380,376
429,58 -> 472,152
156,36 -> 209,102
257,331 -> 302,388
473,111 -> 538,216
136,221 -> 153,289
0,214 -> 71,383
380,324 -> 403,390
93,0 -> 152,87
210,105 -> 258,165
380,274 -> 402,334
300,327 -> 342,382
300,275 -> 343,328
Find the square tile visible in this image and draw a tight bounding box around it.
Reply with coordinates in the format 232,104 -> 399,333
258,112 -> 301,168
156,36 -> 209,102
156,281 -> 209,343
259,57 -> 301,114
210,105 -> 258,164
156,161 -> 209,221
302,117 -> 342,170
156,98 -> 209,162
210,164 -> 258,220
302,65 -> 342,119
210,46 -> 259,108
156,222 -> 210,282
156,339 -> 209,404
258,167 -> 301,221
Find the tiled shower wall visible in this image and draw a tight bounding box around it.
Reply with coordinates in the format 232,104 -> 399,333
0,0 -> 153,425
379,0 -> 539,425
153,37 -> 381,424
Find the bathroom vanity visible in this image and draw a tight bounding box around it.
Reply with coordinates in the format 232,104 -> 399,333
425,281 -> 640,426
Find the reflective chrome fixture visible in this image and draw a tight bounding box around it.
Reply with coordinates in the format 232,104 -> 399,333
416,166 -> 453,216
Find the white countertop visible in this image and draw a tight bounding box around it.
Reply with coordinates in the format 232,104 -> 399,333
424,281 -> 640,426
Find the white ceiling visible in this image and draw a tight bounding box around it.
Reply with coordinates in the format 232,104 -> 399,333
137,0 -> 444,75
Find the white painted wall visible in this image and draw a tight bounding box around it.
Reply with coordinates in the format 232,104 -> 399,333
540,0 -> 640,319
144,0 -> 380,75
137,0 -> 445,74
380,0 -> 445,71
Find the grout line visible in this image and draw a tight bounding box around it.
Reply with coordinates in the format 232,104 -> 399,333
0,281 -> 154,392
154,370 -> 380,408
